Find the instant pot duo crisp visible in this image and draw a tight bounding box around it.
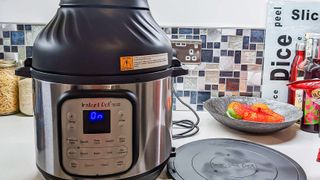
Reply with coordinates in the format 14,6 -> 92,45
16,0 -> 187,179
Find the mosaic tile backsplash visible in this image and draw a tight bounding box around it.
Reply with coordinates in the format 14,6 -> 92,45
0,24 -> 265,111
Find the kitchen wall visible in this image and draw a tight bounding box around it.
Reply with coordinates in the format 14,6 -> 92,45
0,0 -> 268,28
0,24 -> 265,111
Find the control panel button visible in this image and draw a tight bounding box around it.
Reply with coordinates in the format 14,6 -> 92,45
79,139 -> 89,146
105,139 -> 115,145
79,149 -> 90,158
93,139 -> 102,145
115,146 -> 128,157
118,121 -> 125,128
84,162 -> 95,168
104,148 -> 114,158
66,137 -> 78,145
115,160 -> 125,168
67,123 -> 76,131
118,111 -> 124,117
93,149 -> 103,158
69,160 -> 79,168
67,148 -> 78,158
100,161 -> 110,168
67,112 -> 76,121
118,136 -> 126,144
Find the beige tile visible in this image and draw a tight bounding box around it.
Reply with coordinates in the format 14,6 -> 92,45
219,56 -> 234,70
228,36 -> 242,50
247,71 -> 262,86
233,64 -> 241,71
207,29 -> 222,42
205,71 -> 219,84
211,90 -> 219,97
206,64 -> 219,70
18,46 -> 26,61
241,50 -> 256,64
183,77 -> 198,90
240,71 -> 248,79
256,44 -> 265,51
239,80 -> 247,92
247,64 -> 262,71
219,84 -> 226,91
197,77 -> 206,91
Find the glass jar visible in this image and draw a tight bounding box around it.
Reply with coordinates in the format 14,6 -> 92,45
19,77 -> 33,116
0,60 -> 19,115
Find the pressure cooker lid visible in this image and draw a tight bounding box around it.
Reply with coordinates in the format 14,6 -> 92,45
168,139 -> 307,180
60,0 -> 149,9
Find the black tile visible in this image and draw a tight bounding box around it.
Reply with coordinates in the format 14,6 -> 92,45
243,36 -> 249,49
201,35 -> 207,48
236,29 -> 243,36
177,77 -> 184,83
176,91 -> 183,97
3,31 -> 10,38
186,35 -> 193,39
212,85 -> 219,90
197,91 -> 211,103
179,28 -> 193,34
250,44 -> 256,50
221,35 -> 228,42
0,53 -> 3,59
190,91 -> 197,104
247,85 -> 254,92
241,65 -> 248,71
193,28 -> 200,34
220,71 -> 233,77
250,29 -> 265,43
205,84 -> 211,91
0,38 -> 3,45
17,24 -> 24,31
213,56 -> 220,63
234,51 -> 241,64
199,70 -> 205,77
220,50 -> 228,56
219,78 -> 226,84
234,71 -> 240,77
254,86 -> 261,92
257,51 -> 264,57
184,91 -> 190,97
25,25 -> 32,31
172,28 -> 178,34
218,92 -> 225,97
207,42 -> 213,48
240,92 -> 253,97
197,105 -> 204,111
256,58 -> 263,64
201,49 -> 213,62
172,98 -> 176,104
228,50 -> 234,56
193,35 -> 200,40
4,46 -> 10,52
171,35 -> 178,39
26,46 -> 33,57
11,46 -> 18,52
11,31 -> 25,45
214,42 -> 220,49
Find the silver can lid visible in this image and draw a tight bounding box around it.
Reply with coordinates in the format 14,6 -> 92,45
296,42 -> 305,51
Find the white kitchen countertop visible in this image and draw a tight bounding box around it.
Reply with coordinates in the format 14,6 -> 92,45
0,111 -> 320,180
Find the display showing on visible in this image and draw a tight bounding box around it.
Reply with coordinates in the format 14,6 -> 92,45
83,110 -> 111,134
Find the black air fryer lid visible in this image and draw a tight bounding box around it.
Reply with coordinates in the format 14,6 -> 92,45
168,139 -> 307,180
60,0 -> 149,9
16,0 -> 188,84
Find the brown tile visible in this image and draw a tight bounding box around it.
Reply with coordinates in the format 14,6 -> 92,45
240,71 -> 248,79
226,79 -> 240,91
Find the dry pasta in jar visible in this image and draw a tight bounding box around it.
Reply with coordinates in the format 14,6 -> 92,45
0,60 -> 19,115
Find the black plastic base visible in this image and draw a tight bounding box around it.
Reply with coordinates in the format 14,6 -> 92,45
38,159 -> 168,180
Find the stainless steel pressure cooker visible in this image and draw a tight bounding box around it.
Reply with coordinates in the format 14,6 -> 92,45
16,0 -> 187,179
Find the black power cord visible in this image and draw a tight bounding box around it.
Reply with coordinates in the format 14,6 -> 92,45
172,86 -> 200,139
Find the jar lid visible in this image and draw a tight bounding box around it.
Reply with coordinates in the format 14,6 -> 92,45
0,60 -> 16,68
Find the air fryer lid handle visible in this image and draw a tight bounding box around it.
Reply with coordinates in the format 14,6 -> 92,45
15,57 -> 32,78
60,0 -> 149,8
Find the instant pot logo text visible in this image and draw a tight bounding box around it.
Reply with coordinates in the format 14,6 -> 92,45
81,101 -> 121,108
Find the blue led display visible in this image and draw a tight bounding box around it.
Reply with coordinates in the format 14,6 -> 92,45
89,111 -> 105,122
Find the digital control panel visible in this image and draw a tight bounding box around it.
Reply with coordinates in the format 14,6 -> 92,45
60,97 -> 133,176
